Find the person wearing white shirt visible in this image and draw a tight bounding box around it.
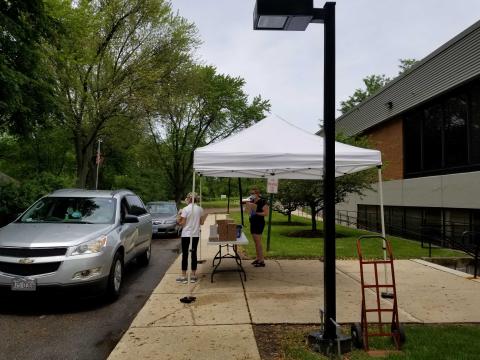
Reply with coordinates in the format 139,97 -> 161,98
176,192 -> 205,284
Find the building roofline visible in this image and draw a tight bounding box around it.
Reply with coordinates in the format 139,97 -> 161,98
336,18 -> 480,127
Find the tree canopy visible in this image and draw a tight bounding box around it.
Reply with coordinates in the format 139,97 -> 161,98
148,64 -> 269,203
0,0 -> 59,134
339,58 -> 417,114
0,0 -> 270,224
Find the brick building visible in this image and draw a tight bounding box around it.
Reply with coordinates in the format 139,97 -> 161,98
334,19 -> 480,245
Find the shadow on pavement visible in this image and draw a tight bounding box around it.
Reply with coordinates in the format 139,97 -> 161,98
0,258 -> 151,315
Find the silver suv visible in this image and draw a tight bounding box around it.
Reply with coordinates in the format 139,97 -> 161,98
0,189 -> 152,300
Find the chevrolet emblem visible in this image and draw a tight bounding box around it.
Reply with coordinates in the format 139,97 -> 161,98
18,258 -> 34,264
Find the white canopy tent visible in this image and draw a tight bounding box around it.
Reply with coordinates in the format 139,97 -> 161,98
191,116 -> 387,270
194,116 -> 382,180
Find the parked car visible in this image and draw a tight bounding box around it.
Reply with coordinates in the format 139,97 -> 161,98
146,201 -> 180,237
0,189 -> 152,300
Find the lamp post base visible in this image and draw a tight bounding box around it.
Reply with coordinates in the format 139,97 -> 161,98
307,331 -> 352,356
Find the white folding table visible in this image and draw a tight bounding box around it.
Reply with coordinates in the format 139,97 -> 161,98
207,233 -> 249,282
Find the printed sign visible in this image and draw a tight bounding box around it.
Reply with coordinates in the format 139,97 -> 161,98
267,177 -> 279,194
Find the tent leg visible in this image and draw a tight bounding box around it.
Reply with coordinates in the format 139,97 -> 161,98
266,193 -> 274,251
198,174 -> 205,264
190,172 -> 197,266
238,178 -> 244,226
378,166 -> 389,295
227,178 -> 231,214
378,167 -> 386,241
199,175 -> 202,208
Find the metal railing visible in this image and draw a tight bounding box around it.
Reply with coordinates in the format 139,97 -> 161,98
335,210 -> 358,228
461,231 -> 480,278
335,209 -> 480,276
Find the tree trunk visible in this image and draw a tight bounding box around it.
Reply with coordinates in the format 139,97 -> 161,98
174,187 -> 184,207
174,177 -> 189,206
288,212 -> 291,224
310,205 -> 317,232
74,133 -> 94,189
87,159 -> 97,189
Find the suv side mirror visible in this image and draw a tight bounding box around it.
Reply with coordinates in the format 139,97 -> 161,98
123,214 -> 139,224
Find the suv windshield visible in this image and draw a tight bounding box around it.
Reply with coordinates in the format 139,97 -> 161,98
19,197 -> 116,224
146,203 -> 176,215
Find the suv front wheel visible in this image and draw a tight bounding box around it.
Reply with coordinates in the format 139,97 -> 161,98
106,251 -> 124,301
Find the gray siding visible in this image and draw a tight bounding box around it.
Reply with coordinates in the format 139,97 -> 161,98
337,171 -> 480,213
336,20 -> 480,136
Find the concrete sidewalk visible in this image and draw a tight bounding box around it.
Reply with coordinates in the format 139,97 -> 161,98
108,214 -> 480,360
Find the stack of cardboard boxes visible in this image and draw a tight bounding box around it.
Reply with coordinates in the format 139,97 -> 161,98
209,218 -> 238,241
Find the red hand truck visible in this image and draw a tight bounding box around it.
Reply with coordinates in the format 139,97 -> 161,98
351,235 -> 406,351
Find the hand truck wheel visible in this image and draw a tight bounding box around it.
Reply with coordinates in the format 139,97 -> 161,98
391,323 -> 406,345
351,322 -> 364,349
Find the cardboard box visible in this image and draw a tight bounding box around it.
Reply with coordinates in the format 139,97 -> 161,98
209,225 -> 219,241
227,223 -> 237,241
217,219 -> 234,241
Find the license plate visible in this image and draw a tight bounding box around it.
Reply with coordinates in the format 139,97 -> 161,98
11,277 -> 37,291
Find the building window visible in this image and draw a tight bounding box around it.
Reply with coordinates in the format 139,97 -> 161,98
357,204 -> 477,251
357,205 -> 380,232
422,103 -> 443,170
403,77 -> 480,177
404,111 -> 422,174
470,81 -> 480,163
444,93 -> 468,167
405,207 -> 422,240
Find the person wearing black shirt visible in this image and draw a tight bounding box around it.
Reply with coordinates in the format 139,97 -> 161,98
247,186 -> 268,267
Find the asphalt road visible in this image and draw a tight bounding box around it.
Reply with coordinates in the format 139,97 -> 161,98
0,236 -> 181,360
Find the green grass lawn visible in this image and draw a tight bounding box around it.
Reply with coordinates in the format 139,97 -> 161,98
201,198 -> 241,209
228,211 -> 464,259
278,324 -> 480,360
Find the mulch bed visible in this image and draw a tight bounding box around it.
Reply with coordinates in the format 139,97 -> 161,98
253,324 -> 322,360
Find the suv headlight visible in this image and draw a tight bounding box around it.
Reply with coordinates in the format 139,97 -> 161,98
70,236 -> 107,256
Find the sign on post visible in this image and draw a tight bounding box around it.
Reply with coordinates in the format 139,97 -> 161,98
267,177 -> 279,194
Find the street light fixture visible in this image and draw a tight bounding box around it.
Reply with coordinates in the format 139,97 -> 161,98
254,0 -> 351,355
253,0 -> 321,31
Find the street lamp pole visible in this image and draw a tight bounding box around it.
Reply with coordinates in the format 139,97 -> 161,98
253,1 -> 350,354
322,2 -> 336,342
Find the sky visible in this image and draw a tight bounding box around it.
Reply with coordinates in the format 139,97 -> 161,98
171,0 -> 480,133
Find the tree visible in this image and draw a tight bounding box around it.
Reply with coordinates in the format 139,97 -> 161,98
0,0 -> 59,134
0,122 -> 75,180
50,0 -> 198,187
99,116 -> 171,201
340,59 -> 417,114
339,74 -> 390,114
398,58 -> 417,74
148,64 -> 270,204
273,181 -> 302,223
